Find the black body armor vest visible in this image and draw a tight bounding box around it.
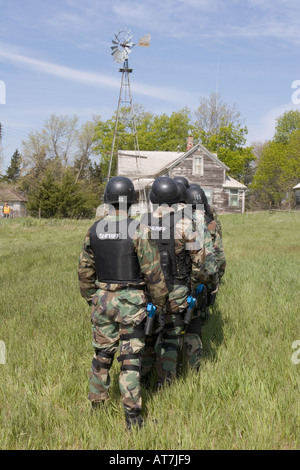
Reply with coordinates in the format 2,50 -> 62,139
143,210 -> 189,286
89,217 -> 143,283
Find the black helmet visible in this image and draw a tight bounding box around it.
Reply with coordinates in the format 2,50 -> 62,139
188,183 -> 201,190
150,176 -> 180,205
175,181 -> 187,203
186,185 -> 208,205
173,176 -> 189,189
104,176 -> 137,205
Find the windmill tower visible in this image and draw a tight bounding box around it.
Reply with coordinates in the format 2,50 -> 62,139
108,29 -> 150,204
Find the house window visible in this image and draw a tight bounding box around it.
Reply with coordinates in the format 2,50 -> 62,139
193,156 -> 203,176
296,190 -> 300,205
203,188 -> 212,206
229,189 -> 239,208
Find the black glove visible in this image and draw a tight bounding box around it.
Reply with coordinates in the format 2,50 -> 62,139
155,312 -> 165,335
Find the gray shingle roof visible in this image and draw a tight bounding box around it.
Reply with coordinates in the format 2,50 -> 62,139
0,188 -> 27,202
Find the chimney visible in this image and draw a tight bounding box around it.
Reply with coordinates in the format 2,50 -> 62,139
187,135 -> 193,151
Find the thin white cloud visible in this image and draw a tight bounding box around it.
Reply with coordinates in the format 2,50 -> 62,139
0,45 -> 196,104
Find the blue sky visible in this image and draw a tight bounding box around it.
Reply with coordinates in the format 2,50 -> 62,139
0,0 -> 300,170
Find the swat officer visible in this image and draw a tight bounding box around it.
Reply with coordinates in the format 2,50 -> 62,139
187,184 -> 226,290
78,176 -> 168,430
188,183 -> 223,241
173,178 -> 219,369
141,176 -> 217,383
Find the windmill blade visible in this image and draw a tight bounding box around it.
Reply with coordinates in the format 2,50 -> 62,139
112,49 -> 128,63
125,41 -> 135,48
124,46 -> 133,55
111,28 -> 135,64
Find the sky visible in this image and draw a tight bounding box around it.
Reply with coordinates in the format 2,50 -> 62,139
0,0 -> 300,171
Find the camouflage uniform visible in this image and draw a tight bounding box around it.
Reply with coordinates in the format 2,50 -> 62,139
183,207 -> 219,369
78,210 -> 168,415
142,205 -> 217,382
206,213 -> 226,280
204,205 -> 226,308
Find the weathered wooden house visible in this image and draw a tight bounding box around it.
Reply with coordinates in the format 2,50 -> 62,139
293,183 -> 300,209
117,138 -> 247,214
0,188 -> 28,217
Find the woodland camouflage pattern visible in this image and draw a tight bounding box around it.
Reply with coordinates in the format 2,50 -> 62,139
206,216 -> 226,279
142,206 -> 218,384
78,211 -> 168,413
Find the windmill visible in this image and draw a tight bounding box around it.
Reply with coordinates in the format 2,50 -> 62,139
108,28 -> 151,205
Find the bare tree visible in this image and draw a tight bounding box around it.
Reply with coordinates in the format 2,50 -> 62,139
195,92 -> 242,137
74,119 -> 98,182
42,114 -> 79,166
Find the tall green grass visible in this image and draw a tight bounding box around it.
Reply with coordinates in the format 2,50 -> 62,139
0,213 -> 299,449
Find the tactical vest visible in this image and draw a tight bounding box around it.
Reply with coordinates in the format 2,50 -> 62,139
143,210 -> 189,286
89,217 -> 143,283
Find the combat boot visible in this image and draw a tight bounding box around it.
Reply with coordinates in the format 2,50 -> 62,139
124,409 -> 144,430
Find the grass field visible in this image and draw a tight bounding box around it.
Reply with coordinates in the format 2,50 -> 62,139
0,212 -> 299,450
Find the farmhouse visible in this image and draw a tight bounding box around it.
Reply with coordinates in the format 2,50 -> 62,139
0,187 -> 27,217
117,138 -> 247,214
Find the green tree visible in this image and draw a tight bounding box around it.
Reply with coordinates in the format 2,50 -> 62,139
93,107 -> 194,178
56,169 -> 98,218
274,109 -> 300,144
27,167 -> 98,218
198,121 -> 255,183
27,170 -> 60,217
251,110 -> 300,207
3,149 -> 22,182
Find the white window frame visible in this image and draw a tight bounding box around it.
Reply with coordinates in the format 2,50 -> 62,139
229,189 -> 239,208
193,156 -> 203,176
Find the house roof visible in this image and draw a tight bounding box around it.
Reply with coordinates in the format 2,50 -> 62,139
223,175 -> 247,190
0,188 -> 28,203
293,183 -> 300,190
118,150 -> 184,179
118,144 -> 229,180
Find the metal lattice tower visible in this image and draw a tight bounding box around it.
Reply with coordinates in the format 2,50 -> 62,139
108,29 -> 150,203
